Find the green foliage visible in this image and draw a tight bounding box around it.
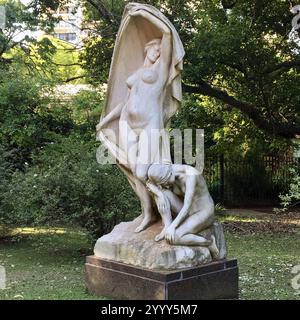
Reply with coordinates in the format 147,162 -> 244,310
80,34 -> 114,84
171,94 -> 291,159
0,0 -> 59,62
223,157 -> 276,204
0,1 -> 85,81
0,144 -> 13,181
0,134 -> 139,237
41,36 -> 85,83
0,67 -> 136,237
1,222 -> 299,299
70,88 -> 104,126
0,144 -> 15,238
81,0 -> 300,143
0,69 -> 74,169
280,168 -> 300,208
0,0 -> 298,240
171,94 -> 221,148
214,203 -> 226,216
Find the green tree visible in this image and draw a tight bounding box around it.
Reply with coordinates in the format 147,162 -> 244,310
79,0 -> 300,141
0,0 -> 87,82
0,0 -> 62,67
0,69 -> 74,169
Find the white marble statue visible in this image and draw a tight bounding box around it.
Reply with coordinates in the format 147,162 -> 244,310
94,3 -> 226,269
146,163 -> 219,259
97,2 -> 184,233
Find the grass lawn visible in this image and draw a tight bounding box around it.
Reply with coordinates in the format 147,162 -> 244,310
0,213 -> 299,300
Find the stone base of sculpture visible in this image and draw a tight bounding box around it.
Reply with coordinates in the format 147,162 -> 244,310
85,256 -> 238,300
93,216 -> 227,270
85,216 -> 238,300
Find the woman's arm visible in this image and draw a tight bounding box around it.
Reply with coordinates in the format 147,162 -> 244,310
170,174 -> 197,229
96,89 -> 130,132
146,181 -> 171,216
130,10 -> 172,85
96,103 -> 123,131
164,174 -> 196,243
159,30 -> 172,72
146,180 -> 163,196
130,10 -> 170,34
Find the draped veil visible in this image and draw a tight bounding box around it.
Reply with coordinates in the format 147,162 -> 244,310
97,2 -> 185,192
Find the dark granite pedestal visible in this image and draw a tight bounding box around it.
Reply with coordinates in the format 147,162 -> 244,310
85,256 -> 239,300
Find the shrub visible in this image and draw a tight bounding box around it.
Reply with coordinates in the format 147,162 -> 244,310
0,134 -> 140,237
0,144 -> 15,238
0,70 -> 74,170
280,168 -> 300,209
224,157 -> 274,202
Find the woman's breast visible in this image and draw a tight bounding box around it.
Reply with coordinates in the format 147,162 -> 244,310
122,71 -> 163,129
126,68 -> 158,88
141,69 -> 158,84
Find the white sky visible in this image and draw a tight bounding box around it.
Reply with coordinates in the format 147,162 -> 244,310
13,0 -> 43,41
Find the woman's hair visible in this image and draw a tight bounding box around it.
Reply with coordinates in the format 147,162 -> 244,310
148,163 -> 172,185
144,38 -> 162,53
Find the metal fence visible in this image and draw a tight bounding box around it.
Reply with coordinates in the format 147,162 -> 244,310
203,155 -> 300,207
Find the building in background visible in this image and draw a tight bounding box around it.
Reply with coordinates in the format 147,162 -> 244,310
53,2 -> 88,45
16,1 -> 90,45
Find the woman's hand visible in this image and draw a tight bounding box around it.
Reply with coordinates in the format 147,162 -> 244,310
165,224 -> 176,244
146,181 -> 161,194
129,9 -> 149,18
96,122 -> 103,132
146,181 -> 154,193
96,102 -> 124,133
129,10 -> 144,18
96,119 -> 108,132
129,9 -> 170,34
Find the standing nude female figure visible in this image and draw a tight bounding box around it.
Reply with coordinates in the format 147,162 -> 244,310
97,9 -> 173,232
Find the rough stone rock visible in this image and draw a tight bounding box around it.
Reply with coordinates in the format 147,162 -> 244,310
94,216 -> 227,270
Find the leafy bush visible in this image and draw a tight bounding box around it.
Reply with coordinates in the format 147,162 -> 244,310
0,70 -> 139,238
224,158 -> 274,200
0,134 -> 140,237
204,155 -> 290,206
70,89 -> 104,126
280,168 -> 300,209
0,144 -> 15,238
0,70 -> 74,170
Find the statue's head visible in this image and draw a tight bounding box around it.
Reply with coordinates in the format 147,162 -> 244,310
148,163 -> 175,187
144,38 -> 162,63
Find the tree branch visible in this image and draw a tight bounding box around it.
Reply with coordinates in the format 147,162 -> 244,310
219,61 -> 247,75
86,0 -> 116,25
182,81 -> 300,139
0,57 -> 13,64
221,0 -> 237,9
64,75 -> 86,83
264,60 -> 300,74
52,62 -> 83,67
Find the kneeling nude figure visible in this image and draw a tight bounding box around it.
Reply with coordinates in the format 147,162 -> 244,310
146,163 -> 219,259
